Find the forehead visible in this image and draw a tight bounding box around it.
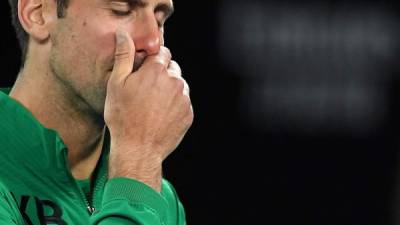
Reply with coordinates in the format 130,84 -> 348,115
99,0 -> 173,7
97,0 -> 174,17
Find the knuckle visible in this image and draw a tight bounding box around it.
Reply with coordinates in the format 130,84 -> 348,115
171,60 -> 181,71
184,81 -> 190,91
170,76 -> 185,91
149,60 -> 167,73
114,50 -> 131,60
184,105 -> 194,125
187,114 -> 194,126
168,61 -> 182,76
160,47 -> 172,59
169,60 -> 177,65
148,62 -> 165,75
182,95 -> 192,107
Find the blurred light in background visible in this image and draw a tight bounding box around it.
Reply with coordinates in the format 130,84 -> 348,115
219,0 -> 400,136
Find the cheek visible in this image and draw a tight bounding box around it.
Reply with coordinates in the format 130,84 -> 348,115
81,21 -> 117,68
69,2 -> 117,60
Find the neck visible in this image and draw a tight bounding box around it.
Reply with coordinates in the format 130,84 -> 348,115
10,58 -> 105,180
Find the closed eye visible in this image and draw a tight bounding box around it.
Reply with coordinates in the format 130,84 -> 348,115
112,9 -> 132,16
109,1 -> 132,16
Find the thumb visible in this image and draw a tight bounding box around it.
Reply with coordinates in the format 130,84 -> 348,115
110,28 -> 136,85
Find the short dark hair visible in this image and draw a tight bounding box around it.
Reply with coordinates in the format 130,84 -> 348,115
7,0 -> 69,66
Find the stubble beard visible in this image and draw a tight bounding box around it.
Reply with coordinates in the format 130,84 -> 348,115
49,52 -> 107,126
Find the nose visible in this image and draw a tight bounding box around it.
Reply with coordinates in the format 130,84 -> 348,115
132,13 -> 162,56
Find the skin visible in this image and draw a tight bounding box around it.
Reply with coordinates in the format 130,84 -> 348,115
9,0 -> 193,192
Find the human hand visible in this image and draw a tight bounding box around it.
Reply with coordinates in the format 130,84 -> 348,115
104,29 -> 193,192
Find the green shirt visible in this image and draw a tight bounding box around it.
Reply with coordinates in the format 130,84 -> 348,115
0,88 -> 186,225
0,182 -> 25,224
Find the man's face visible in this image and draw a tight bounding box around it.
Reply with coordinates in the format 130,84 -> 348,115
48,0 -> 174,115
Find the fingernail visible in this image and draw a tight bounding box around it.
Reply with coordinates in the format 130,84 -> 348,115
116,28 -> 125,45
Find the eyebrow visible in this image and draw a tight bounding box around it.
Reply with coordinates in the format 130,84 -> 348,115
154,2 -> 174,20
125,0 -> 147,8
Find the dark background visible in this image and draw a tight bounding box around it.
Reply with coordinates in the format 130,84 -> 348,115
2,0 -> 400,224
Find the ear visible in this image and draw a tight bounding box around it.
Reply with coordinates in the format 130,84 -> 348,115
18,0 -> 50,42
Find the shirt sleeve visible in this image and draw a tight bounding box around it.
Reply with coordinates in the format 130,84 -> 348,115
90,177 -> 187,225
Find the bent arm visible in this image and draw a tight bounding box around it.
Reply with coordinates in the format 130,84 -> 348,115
90,178 -> 186,225
0,178 -> 186,225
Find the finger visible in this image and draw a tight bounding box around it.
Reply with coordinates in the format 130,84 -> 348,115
182,79 -> 190,97
110,28 -> 136,85
168,60 -> 182,78
141,46 -> 171,70
167,61 -> 189,96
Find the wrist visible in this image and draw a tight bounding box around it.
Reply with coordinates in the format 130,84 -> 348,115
109,166 -> 163,192
109,143 -> 163,192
